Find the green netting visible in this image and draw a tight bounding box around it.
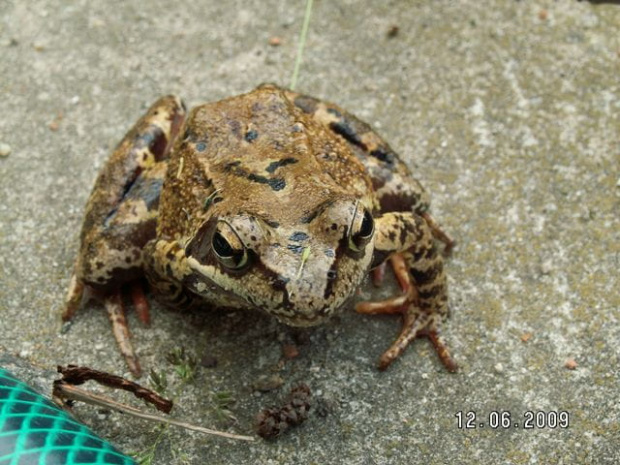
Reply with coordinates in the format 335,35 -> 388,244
0,369 -> 135,465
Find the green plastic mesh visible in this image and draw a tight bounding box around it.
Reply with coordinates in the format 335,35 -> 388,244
0,369 -> 135,465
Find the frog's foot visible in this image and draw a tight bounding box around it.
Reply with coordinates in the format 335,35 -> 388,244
356,254 -> 457,372
421,212 -> 455,255
63,276 -> 147,377
105,292 -> 142,377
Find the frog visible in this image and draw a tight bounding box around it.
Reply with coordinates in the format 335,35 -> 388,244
63,84 -> 457,377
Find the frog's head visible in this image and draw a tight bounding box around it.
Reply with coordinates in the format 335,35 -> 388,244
183,198 -> 375,326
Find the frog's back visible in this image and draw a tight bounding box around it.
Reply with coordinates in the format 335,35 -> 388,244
158,85 -> 376,236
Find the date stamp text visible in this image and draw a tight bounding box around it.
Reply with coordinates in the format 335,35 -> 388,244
455,411 -> 570,429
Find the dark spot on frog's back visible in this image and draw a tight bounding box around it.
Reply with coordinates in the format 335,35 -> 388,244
287,244 -> 304,254
293,95 -> 318,114
228,120 -> 242,138
370,147 -> 395,165
225,159 -> 286,191
300,210 -> 318,224
245,129 -> 258,142
247,173 -> 286,191
264,219 -> 280,228
327,107 -> 342,118
289,231 -> 309,242
265,157 -> 298,174
225,160 -> 241,169
329,121 -> 364,148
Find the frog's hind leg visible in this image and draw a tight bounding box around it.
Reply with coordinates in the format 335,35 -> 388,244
63,95 -> 186,376
283,87 -> 457,371
357,213 -> 457,372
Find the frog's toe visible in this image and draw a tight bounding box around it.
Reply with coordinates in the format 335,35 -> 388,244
421,212 -> 455,255
356,253 -> 457,372
378,312 -> 457,372
129,282 -> 150,326
62,274 -> 86,322
105,293 -> 142,377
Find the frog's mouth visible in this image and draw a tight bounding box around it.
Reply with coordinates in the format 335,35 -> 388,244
267,294 -> 350,327
273,311 -> 332,327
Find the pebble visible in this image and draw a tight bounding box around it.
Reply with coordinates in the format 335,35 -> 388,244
564,358 -> 578,370
252,374 -> 284,392
0,143 -> 11,157
540,260 -> 553,275
282,344 -> 299,360
32,40 -> 46,51
494,363 -> 504,373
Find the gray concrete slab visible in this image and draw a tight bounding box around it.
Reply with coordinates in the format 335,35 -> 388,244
1,1 -> 619,463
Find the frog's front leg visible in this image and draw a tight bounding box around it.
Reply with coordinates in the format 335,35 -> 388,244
358,212 -> 457,372
142,238 -> 198,310
63,96 -> 186,376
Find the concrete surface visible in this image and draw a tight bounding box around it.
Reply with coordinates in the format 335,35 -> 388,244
1,0 -> 619,463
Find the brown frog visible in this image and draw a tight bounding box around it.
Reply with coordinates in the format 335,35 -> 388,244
63,84 -> 457,376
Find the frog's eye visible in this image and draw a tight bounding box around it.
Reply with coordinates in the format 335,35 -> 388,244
212,223 -> 249,270
348,207 -> 375,253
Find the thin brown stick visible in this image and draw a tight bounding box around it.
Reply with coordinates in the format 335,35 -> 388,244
58,365 -> 171,413
53,383 -> 255,442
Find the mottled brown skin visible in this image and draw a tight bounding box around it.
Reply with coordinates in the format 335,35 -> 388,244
64,84 -> 456,376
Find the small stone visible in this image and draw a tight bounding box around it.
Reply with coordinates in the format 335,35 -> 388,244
282,344 -> 299,360
387,25 -> 399,38
540,260 -> 553,275
32,40 -> 46,51
564,358 -> 578,370
253,374 -> 284,392
48,113 -> 63,131
520,333 -> 532,343
268,36 -> 282,46
0,143 -> 11,157
494,363 -> 504,373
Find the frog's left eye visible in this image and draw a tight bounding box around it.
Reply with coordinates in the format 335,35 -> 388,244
212,223 -> 249,270
348,207 -> 375,253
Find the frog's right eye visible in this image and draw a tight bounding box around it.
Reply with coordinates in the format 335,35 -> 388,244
212,223 -> 249,270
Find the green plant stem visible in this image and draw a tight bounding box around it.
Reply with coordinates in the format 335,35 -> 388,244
290,0 -> 314,90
